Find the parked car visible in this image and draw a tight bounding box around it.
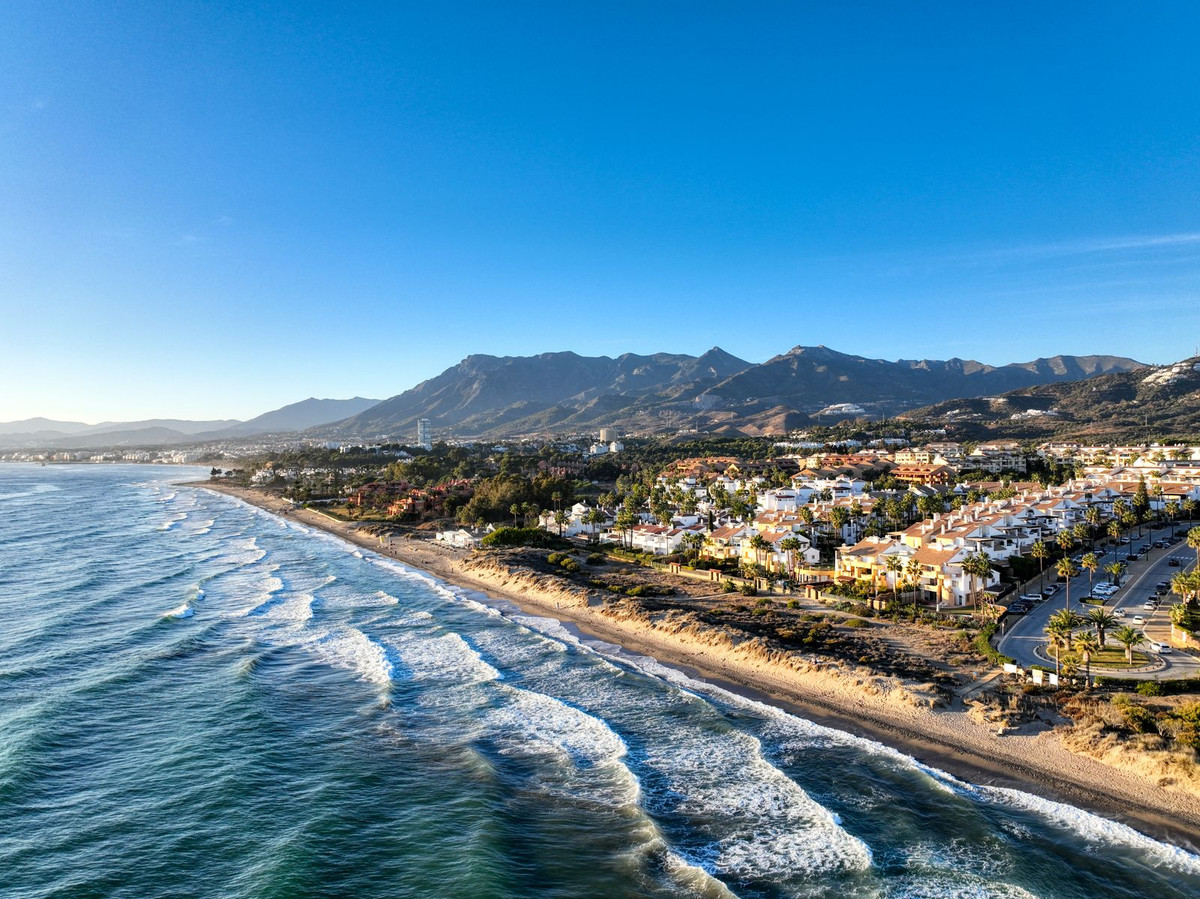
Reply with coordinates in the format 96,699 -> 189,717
1042,584 -> 1060,597
1019,594 -> 1043,603
1126,554 -> 1139,561
1143,601 -> 1158,611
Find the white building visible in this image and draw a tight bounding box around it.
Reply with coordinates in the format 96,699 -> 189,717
416,419 -> 433,451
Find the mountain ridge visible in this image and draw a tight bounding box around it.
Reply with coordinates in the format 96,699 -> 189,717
329,345 -> 1145,439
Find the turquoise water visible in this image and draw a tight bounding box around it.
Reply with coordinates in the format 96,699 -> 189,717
1,464 -> 1198,899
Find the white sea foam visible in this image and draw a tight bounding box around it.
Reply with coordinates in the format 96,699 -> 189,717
882,875 -> 1041,899
308,627 -> 394,689
966,783 -> 1200,875
614,647 -> 1200,875
312,585 -> 400,611
650,728 -> 873,878
164,604 -> 194,619
0,484 -> 62,501
384,631 -> 501,687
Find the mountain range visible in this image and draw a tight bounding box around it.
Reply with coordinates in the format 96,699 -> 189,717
330,345 -> 1144,439
900,358 -> 1200,441
0,397 -> 380,450
2,346 -> 1156,450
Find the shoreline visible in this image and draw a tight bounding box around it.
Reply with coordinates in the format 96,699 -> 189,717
189,481 -> 1200,852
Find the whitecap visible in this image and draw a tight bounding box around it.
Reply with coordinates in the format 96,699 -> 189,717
164,604 -> 194,619
307,627 -> 394,690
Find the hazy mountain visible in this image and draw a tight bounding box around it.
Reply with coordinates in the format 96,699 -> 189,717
0,397 -> 381,449
330,345 -> 1142,439
218,397 -> 381,436
86,418 -> 240,436
0,417 -> 91,437
901,357 -> 1200,441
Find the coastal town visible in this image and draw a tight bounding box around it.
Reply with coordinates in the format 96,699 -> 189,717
217,433 -> 1200,680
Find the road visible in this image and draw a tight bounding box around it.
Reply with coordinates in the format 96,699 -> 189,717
996,530 -> 1200,680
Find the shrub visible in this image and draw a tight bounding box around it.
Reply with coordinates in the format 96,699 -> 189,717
739,583 -> 757,597
482,527 -> 568,549
547,552 -> 565,565
973,623 -> 1015,667
721,580 -> 737,593
844,618 -> 869,629
625,585 -> 647,597
786,599 -> 800,609
586,553 -> 605,565
559,558 -> 580,573
1136,681 -> 1164,697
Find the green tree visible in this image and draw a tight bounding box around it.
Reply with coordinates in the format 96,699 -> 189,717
1087,608 -> 1116,647
886,555 -> 904,608
1080,552 -> 1099,594
1031,539 -> 1049,589
1045,622 -> 1072,675
1188,525 -> 1200,568
779,536 -> 804,579
1056,556 -> 1079,612
748,533 -> 771,569
963,551 -> 993,613
1112,625 -> 1144,667
1075,630 -> 1101,688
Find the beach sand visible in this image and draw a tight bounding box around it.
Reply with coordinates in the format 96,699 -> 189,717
191,481 -> 1200,851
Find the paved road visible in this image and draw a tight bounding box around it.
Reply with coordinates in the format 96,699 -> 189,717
996,530 -> 1200,680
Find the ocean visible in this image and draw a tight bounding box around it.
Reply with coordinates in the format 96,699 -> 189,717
1,463 -> 1198,899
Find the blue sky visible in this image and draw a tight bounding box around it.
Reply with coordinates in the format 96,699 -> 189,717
2,1 -> 1198,422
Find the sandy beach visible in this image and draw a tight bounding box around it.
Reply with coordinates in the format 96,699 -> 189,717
191,481 -> 1200,851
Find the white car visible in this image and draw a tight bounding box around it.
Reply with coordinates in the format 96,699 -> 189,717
1142,601 -> 1158,611
1132,615 -> 1146,626
1112,608 -> 1126,618
1150,642 -> 1172,654
1095,584 -> 1118,595
1019,594 -> 1043,603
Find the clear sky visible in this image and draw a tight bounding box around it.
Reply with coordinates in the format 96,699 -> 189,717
2,1 -> 1198,422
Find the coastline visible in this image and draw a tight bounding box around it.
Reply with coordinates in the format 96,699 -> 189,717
189,481 -> 1200,852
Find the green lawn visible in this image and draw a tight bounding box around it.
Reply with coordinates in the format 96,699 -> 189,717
1056,646 -> 1152,668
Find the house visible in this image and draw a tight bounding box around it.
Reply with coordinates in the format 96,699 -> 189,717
436,529 -> 481,549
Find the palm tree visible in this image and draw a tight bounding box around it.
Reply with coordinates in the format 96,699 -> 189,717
1171,569 -> 1200,606
1112,625 -> 1144,667
963,551 -> 993,612
1056,556 -> 1080,612
1031,539 -> 1049,589
1182,497 -> 1197,523
906,558 -> 922,618
1107,520 -> 1121,545
1045,622 -> 1072,675
1060,655 -> 1081,683
1085,505 -> 1102,548
1086,608 -> 1116,647
886,555 -> 904,608
1057,530 -> 1075,558
1072,522 -> 1088,548
1103,560 -> 1125,587
748,533 -> 771,571
553,509 -> 568,536
1188,525 -> 1200,568
1075,630 -> 1101,688
1080,552 -> 1098,595
779,536 -> 804,580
